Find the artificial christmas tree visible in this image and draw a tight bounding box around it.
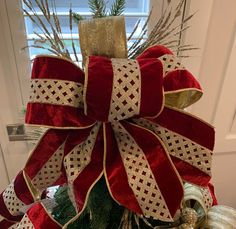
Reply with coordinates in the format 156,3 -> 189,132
0,0 -> 236,228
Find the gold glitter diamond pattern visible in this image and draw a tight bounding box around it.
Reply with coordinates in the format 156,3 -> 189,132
64,123 -> 100,183
134,119 -> 212,175
29,79 -> 83,108
158,54 -> 185,75
2,181 -> 25,216
32,143 -> 65,191
112,122 -> 172,221
109,59 -> 141,121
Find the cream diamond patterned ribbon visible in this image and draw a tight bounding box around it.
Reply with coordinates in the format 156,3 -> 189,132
109,58 -> 141,121
9,214 -> 34,229
2,182 -> 25,216
158,54 -> 185,75
112,122 -> 172,221
31,142 -> 65,191
29,79 -> 83,108
134,118 -> 212,175
64,123 -> 101,183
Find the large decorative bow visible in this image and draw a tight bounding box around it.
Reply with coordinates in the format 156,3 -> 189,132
0,44 -> 215,228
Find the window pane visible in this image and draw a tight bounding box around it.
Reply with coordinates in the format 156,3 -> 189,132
23,0 -> 149,59
24,15 -> 80,35
23,0 -> 149,13
24,15 -> 147,35
27,40 -> 81,57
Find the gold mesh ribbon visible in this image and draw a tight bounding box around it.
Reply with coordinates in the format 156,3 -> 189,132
79,16 -> 127,65
165,90 -> 202,109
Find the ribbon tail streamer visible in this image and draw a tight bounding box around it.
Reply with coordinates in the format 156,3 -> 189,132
62,123 -> 104,226
134,106 -> 214,187
104,121 -> 184,221
0,129 -> 69,226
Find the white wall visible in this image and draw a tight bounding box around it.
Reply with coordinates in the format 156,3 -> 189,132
0,0 -> 29,191
212,153 -> 236,208
184,0 -> 236,208
0,145 -> 8,193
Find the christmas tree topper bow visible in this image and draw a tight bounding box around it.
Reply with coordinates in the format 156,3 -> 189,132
0,16 -> 215,228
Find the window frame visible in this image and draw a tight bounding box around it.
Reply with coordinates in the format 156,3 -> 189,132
3,0 -> 190,107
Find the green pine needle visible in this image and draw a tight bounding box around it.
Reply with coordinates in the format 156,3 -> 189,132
87,177 -> 113,229
109,0 -> 125,16
52,186 -> 77,225
72,12 -> 84,23
88,0 -> 106,18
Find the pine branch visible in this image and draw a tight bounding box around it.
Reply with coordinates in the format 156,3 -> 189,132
87,177 -> 113,229
109,0 -> 125,16
88,0 -> 106,18
72,12 -> 84,23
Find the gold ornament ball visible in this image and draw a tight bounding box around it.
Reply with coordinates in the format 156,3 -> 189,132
181,207 -> 198,225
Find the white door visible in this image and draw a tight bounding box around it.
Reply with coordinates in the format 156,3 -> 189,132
0,0 -> 30,191
0,145 -> 9,192
184,0 -> 236,207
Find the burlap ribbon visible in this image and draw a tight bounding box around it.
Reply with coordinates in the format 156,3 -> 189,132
0,17 -> 216,229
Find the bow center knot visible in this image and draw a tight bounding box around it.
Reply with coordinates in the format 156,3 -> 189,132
83,56 -> 164,122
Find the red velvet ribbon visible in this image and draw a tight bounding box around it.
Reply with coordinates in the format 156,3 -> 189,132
0,45 -> 215,228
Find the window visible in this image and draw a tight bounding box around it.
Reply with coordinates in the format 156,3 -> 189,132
22,0 -> 150,65
0,0 -> 194,182
2,0 -> 187,106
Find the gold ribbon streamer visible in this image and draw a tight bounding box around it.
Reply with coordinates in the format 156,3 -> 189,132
165,89 -> 203,109
79,16 -> 127,65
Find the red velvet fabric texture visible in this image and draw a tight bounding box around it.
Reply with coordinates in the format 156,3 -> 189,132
137,45 -> 173,59
0,172 -> 33,222
27,203 -> 61,229
0,219 -> 16,228
72,127 -> 104,210
170,157 -> 211,186
153,107 -> 215,150
104,123 -> 143,214
163,69 -> 202,92
208,183 -> 218,205
62,126 -> 103,212
137,45 -> 202,95
24,129 -> 68,180
26,103 -> 95,128
32,56 -> 84,83
86,56 -> 164,121
137,58 -> 164,117
26,56 -> 95,128
122,121 -> 183,217
14,171 -> 34,205
149,106 -> 214,186
85,56 -> 114,122
0,194 -> 23,222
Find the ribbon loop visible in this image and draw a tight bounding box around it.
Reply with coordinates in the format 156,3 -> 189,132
84,56 -> 164,122
26,56 -> 95,128
138,45 -> 203,109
